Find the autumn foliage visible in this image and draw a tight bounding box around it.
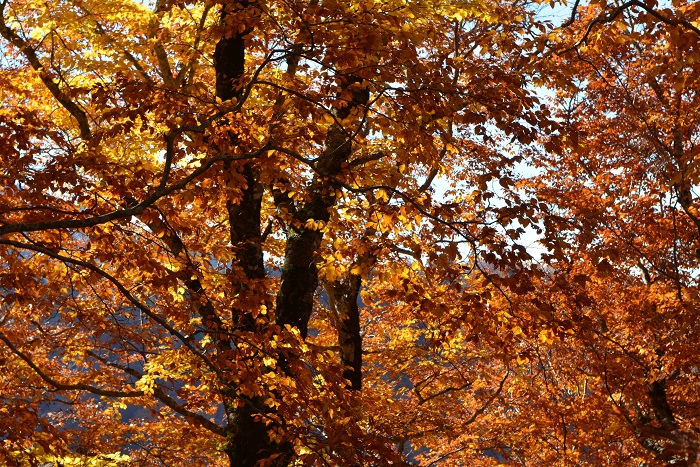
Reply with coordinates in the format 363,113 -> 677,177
1,0 -> 700,465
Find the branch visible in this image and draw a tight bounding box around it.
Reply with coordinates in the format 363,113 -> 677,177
149,0 -> 175,87
462,369 -> 509,426
0,238 -> 225,383
0,6 -> 91,139
73,4 -> 153,85
348,151 -> 387,168
414,381 -> 472,405
86,350 -> 226,436
0,145 -> 268,237
632,0 -> 700,35
0,332 -> 144,398
561,0 -> 582,28
152,385 -> 226,436
176,3 -> 213,87
559,0 -> 700,55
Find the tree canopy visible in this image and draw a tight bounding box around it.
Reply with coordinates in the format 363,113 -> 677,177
1,0 -> 700,465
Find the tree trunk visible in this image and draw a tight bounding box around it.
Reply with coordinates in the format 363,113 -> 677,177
213,4 -> 289,466
328,276 -> 363,390
214,2 -> 369,462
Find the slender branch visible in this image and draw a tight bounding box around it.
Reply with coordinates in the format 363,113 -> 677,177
151,385 -> 225,436
177,3 -> 213,88
86,350 -> 226,436
149,0 -> 175,87
0,145 -> 268,237
0,239 -> 224,382
632,0 -> 700,35
74,4 -> 153,84
0,5 -> 91,139
414,381 -> 472,405
348,151 -> 387,167
463,369 -> 510,426
0,332 -> 144,398
561,0 -> 582,28
559,0 -> 700,55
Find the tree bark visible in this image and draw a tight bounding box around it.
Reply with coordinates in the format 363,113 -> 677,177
213,4 -> 289,466
326,275 -> 363,390
215,1 -> 369,461
275,76 -> 369,337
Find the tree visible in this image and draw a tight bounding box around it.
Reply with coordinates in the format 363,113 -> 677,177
513,0 -> 700,464
3,0 -> 700,465
0,0 -> 547,464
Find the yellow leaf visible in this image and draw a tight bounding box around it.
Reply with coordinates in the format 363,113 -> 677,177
263,356 -> 276,367
516,354 -> 530,365
298,446 -> 313,455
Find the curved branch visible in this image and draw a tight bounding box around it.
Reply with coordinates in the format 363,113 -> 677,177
559,0 -> 700,55
0,5 -> 91,139
0,332 -> 144,398
463,369 -> 509,426
86,350 -> 226,436
0,238 -> 225,383
0,145 -> 268,237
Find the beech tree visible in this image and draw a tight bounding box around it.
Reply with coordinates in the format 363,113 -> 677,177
1,0 -> 700,465
516,1 -> 700,465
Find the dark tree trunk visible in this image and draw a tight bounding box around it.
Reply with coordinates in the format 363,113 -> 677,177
275,76 -> 369,336
327,275 -> 363,390
215,2 -> 369,461
214,5 -> 289,466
